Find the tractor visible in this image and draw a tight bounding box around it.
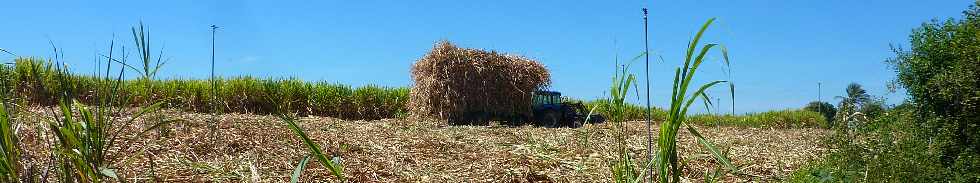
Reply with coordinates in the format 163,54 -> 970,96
458,90 -> 604,127
530,90 -> 605,127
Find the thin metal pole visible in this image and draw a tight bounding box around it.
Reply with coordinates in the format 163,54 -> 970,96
642,8 -> 653,183
210,25 -> 218,109
817,82 -> 823,123
716,97 -> 721,113
210,25 -> 219,132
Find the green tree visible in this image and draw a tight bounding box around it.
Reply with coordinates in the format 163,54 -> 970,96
803,101 -> 836,125
837,83 -> 870,110
859,97 -> 887,119
834,83 -> 871,125
887,1 -> 980,180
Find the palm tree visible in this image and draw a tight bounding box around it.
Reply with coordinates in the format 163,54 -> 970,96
846,83 -> 870,104
837,83 -> 870,109
835,83 -> 871,127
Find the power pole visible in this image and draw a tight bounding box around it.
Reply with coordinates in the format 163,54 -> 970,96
817,82 -> 823,120
209,24 -> 220,133
716,97 -> 721,113
818,82 -> 822,103
210,24 -> 219,106
642,7 -> 653,183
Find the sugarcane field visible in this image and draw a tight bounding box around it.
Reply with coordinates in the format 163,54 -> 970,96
2,1 -> 979,182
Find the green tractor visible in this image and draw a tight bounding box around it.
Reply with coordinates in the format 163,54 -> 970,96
530,90 -> 605,127
459,90 -> 604,127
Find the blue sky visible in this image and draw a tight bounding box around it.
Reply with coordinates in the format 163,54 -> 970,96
1,1 -> 974,113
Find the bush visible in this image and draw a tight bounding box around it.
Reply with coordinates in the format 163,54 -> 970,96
858,98 -> 887,120
792,3 -> 980,182
788,106 -> 949,182
803,101 -> 836,124
887,1 -> 980,179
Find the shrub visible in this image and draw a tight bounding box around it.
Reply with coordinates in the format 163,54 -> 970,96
788,106 -> 948,182
858,97 -> 887,119
887,1 -> 980,179
792,3 -> 980,182
803,101 -> 836,124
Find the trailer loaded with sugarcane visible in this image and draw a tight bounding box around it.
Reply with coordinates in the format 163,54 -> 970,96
407,41 -> 603,127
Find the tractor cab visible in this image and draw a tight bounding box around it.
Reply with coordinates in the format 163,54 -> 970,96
532,90 -> 563,110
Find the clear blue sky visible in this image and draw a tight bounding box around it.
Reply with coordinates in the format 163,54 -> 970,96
1,1 -> 974,113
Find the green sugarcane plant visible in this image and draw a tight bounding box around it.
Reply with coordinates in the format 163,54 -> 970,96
607,52 -> 649,183
281,115 -> 344,182
656,18 -> 737,182
39,41 -> 170,182
130,22 -> 167,83
0,69 -> 21,182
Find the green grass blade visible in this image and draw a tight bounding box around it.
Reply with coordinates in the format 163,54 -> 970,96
137,119 -> 182,136
729,83 -> 735,114
685,124 -> 736,171
281,115 -> 344,181
290,155 -> 311,183
682,81 -> 727,113
700,92 -> 713,113
686,18 -> 716,64
124,100 -> 165,123
668,68 -> 681,114
676,44 -> 718,107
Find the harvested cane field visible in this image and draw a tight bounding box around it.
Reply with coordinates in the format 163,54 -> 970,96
13,108 -> 828,182
12,1 -> 973,182
0,37 -> 837,183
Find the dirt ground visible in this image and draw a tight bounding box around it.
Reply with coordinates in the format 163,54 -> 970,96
15,109 -> 829,182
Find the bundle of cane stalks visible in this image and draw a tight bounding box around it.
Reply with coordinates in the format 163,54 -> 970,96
408,41 -> 550,124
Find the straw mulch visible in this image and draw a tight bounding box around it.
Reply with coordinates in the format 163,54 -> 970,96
408,41 -> 550,124
15,108 -> 830,182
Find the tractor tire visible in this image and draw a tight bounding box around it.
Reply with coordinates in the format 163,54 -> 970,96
539,109 -> 561,128
588,114 -> 605,124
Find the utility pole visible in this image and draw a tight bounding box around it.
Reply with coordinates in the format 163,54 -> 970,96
209,24 -> 219,133
210,24 -> 219,105
642,7 -> 653,183
716,97 -> 721,113
818,82 -> 822,103
817,82 -> 823,120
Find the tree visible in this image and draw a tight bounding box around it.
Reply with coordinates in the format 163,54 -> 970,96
804,101 -> 836,125
887,1 -> 980,179
859,97 -> 887,119
834,83 -> 871,125
838,83 -> 870,110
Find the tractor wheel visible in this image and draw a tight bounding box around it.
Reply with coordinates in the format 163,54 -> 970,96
588,114 -> 605,124
540,109 -> 561,128
560,107 -> 580,127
